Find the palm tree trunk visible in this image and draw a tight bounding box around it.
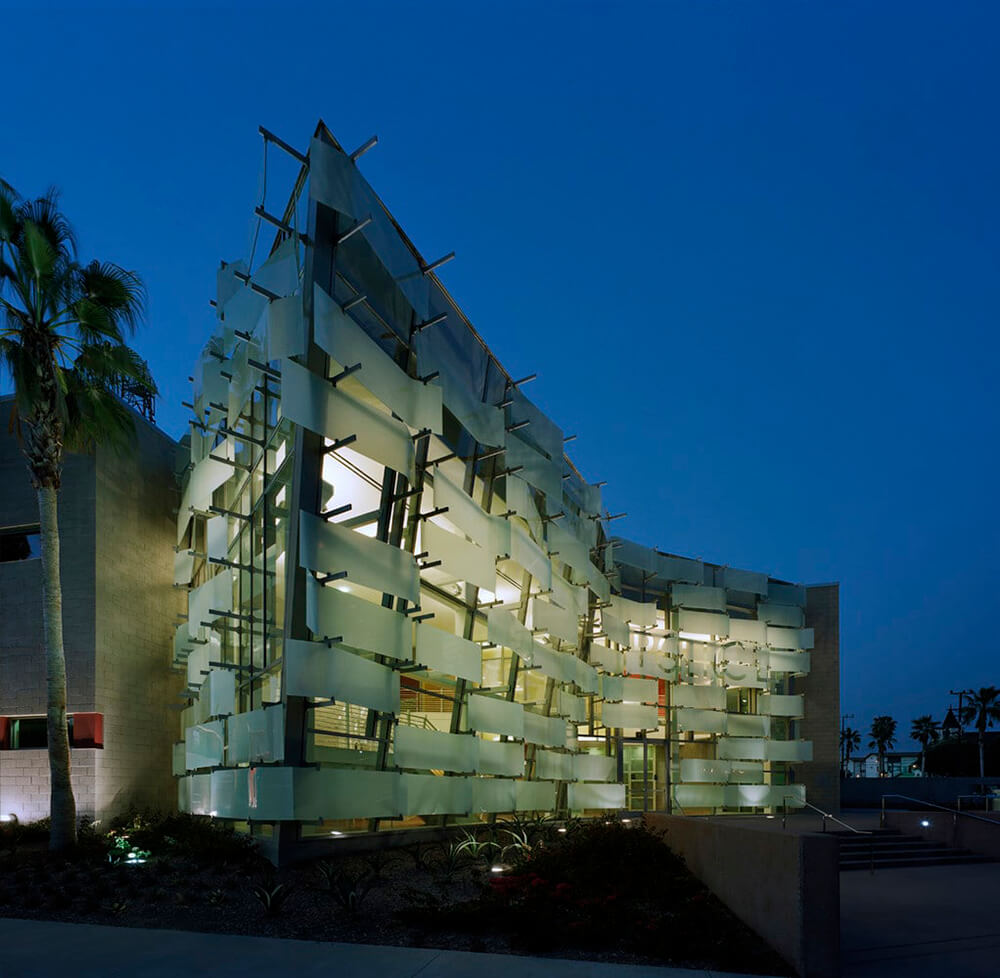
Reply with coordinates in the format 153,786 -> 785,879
37,484 -> 77,850
979,732 -> 986,780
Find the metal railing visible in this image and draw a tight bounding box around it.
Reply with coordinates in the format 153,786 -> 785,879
782,797 -> 872,834
957,793 -> 1000,813
880,793 -> 1000,828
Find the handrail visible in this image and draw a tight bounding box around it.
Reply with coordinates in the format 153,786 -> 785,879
957,793 -> 1000,812
880,793 -> 1000,828
783,797 -> 872,834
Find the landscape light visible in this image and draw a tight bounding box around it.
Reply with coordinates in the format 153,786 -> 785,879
490,865 -> 504,874
330,830 -> 344,836
920,819 -> 930,828
0,814 -> 16,823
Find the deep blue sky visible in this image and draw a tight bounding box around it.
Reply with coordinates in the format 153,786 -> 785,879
3,2 -> 997,748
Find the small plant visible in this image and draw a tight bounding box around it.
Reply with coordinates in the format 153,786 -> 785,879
252,881 -> 295,916
206,888 -> 226,906
109,899 -> 130,916
314,861 -> 378,913
455,829 -> 500,866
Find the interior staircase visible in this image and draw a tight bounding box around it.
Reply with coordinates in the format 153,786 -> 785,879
837,828 -> 996,871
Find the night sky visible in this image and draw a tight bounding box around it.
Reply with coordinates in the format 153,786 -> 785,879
3,2 -> 997,750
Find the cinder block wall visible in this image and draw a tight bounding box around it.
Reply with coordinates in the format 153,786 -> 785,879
797,584 -> 841,813
94,417 -> 183,821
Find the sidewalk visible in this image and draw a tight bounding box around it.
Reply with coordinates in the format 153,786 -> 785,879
841,861 -> 1000,977
0,918 -> 781,978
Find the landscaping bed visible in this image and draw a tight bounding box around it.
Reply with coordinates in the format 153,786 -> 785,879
0,813 -> 790,975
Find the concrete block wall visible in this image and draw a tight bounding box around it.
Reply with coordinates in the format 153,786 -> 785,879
797,584 -> 840,814
94,416 -> 184,820
0,749 -> 97,823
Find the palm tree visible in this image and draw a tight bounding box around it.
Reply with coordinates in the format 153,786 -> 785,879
868,716 -> 897,778
959,687 -> 1000,779
910,715 -> 940,776
0,183 -> 155,850
840,726 -> 861,777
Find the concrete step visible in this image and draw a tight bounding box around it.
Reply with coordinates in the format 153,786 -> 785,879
841,850 -> 995,870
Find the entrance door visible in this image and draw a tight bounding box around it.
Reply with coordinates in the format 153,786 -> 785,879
621,740 -> 667,811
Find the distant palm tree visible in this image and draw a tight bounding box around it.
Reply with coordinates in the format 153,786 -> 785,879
840,726 -> 861,777
0,183 -> 155,850
868,716 -> 897,778
910,715 -> 940,775
959,687 -> 1000,779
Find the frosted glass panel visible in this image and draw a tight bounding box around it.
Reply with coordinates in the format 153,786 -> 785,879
602,611 -> 629,647
506,432 -> 562,501
487,607 -> 534,664
510,521 -> 551,589
531,644 -> 578,685
717,737 -> 768,761
602,702 -> 657,730
532,598 -> 578,646
309,137 -> 359,217
766,626 -> 809,650
574,656 -> 600,694
671,584 -> 726,611
206,670 -> 236,718
672,685 -> 727,710
306,577 -> 412,661
568,783 -> 625,810
673,784 -> 723,808
185,720 -> 224,770
247,766 -> 294,821
587,562 -> 611,603
674,708 -> 727,733
590,644 -> 624,673
285,638 -> 400,714
610,595 -> 658,627
439,374 -> 505,447
799,628 -> 815,650
768,581 -> 806,607
654,552 -> 704,584
314,284 -> 443,433
602,676 -> 659,703
508,389 -> 563,462
767,650 -> 811,675
536,750 -> 574,781
210,768 -> 249,819
294,768 -> 400,820
188,571 -> 234,637
172,741 -> 186,777
179,454 -> 232,541
728,760 -> 766,783
174,549 -> 194,585
574,753 -> 616,782
414,625 -> 482,683
678,610 -> 730,637
629,649 -> 677,680
721,567 -> 768,595
468,694 -> 524,737
423,521 -> 496,592
228,707 -> 284,765
550,573 -> 588,617
206,515 -> 228,560
558,691 -> 587,722
398,774 -> 472,815
395,726 -> 477,773
299,510 -> 419,603
506,474 -> 544,540
476,739 -> 524,777
725,713 -> 771,737
471,778 -> 517,813
767,740 -> 813,762
757,603 -> 804,628
523,712 -> 567,748
729,619 -> 767,645
266,294 -> 306,361
680,758 -> 731,783
282,357 -> 416,481
723,784 -> 772,808
515,780 -> 556,812
253,236 -> 299,298
760,694 -> 805,717
188,773 -> 212,816
548,523 -> 591,578
433,471 -> 510,558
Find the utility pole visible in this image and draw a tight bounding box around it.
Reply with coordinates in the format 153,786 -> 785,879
949,690 -> 972,740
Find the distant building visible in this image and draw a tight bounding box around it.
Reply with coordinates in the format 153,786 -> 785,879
0,396 -> 182,822
846,752 -> 922,778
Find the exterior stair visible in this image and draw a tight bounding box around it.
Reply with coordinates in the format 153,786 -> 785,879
837,828 -> 996,871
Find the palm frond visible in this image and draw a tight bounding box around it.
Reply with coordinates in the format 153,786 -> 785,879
17,188 -> 76,258
0,181 -> 19,242
23,221 -> 58,281
77,261 -> 145,334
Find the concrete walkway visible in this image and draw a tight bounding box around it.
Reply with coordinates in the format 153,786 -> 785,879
841,862 -> 1000,977
0,918 -> 780,978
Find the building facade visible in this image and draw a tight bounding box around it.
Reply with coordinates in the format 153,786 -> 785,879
0,397 -> 182,823
172,123 -> 840,856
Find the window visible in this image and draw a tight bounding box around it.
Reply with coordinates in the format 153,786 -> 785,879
0,525 -> 41,563
0,714 -> 103,749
